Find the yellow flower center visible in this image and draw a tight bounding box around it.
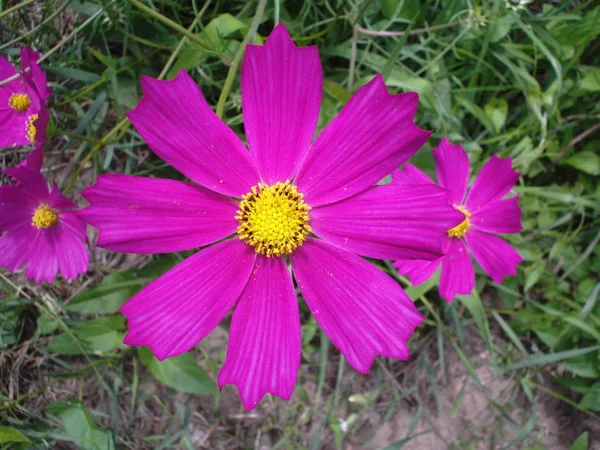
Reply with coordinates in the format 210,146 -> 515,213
9,93 -> 31,112
236,181 -> 311,257
32,204 -> 58,229
26,114 -> 38,143
447,205 -> 471,238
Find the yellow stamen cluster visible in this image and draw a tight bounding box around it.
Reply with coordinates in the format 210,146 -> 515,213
447,205 -> 471,238
32,204 -> 58,229
9,93 -> 31,112
236,181 -> 311,257
26,114 -> 38,143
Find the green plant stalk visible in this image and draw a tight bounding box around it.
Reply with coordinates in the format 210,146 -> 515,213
127,0 -> 213,52
215,0 -> 267,119
0,0 -> 35,20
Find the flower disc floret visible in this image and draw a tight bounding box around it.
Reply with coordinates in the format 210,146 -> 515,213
447,205 -> 471,238
236,181 -> 311,257
32,204 -> 58,229
26,114 -> 39,143
8,93 -> 31,112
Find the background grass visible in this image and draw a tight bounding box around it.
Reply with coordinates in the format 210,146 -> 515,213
1,0 -> 599,448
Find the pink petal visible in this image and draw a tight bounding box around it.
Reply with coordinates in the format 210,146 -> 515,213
25,229 -> 59,284
242,24 -> 322,184
127,71 -> 259,197
3,166 -> 49,201
20,144 -> 44,171
432,138 -> 470,205
0,224 -> 35,273
218,255 -> 300,411
121,239 -> 256,360
466,154 -> 519,210
0,56 -> 20,96
470,197 -> 522,234
391,163 -> 435,185
20,47 -> 51,102
310,184 -> 464,260
0,114 -> 30,147
439,238 -> 474,302
79,174 -> 239,254
465,229 -> 522,284
0,186 -> 37,230
295,75 -> 430,207
393,258 -> 441,286
52,214 -> 89,280
291,238 -> 424,373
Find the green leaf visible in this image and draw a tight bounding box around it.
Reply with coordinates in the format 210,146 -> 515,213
484,98 -> 508,133
0,426 -> 30,444
569,432 -> 589,450
203,13 -> 250,47
504,346 -> 600,371
48,316 -> 126,355
138,347 -> 217,395
563,151 -> 600,176
581,68 -> 600,92
457,293 -> 493,353
37,313 -> 59,335
47,402 -> 114,450
66,272 -> 144,314
323,79 -> 351,104
456,96 -> 496,134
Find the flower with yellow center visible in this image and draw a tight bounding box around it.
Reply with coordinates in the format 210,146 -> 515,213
26,114 -> 39,143
236,181 -> 311,257
9,93 -> 31,112
447,205 -> 471,238
32,204 -> 58,229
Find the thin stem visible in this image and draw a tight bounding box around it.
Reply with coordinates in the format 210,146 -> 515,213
355,21 -> 460,37
0,4 -> 105,87
215,0 -> 267,119
0,0 -> 35,20
127,0 -> 213,52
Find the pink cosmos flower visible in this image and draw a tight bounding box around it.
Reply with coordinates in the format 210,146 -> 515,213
0,166 -> 88,283
393,138 -> 523,302
77,25 -> 463,410
0,48 -> 51,149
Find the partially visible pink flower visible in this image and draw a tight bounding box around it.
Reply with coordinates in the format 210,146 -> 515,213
0,166 -> 88,283
393,138 -> 523,302
78,25 -> 463,410
0,48 -> 50,149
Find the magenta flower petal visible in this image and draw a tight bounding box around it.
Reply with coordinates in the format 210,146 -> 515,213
466,154 -> 519,210
78,174 -> 238,254
51,215 -> 89,280
295,75 -> 430,207
391,163 -> 435,185
470,197 -> 522,234
218,255 -> 301,411
0,186 -> 36,229
4,166 -> 48,200
0,225 -> 34,272
291,238 -> 424,373
465,230 -> 522,283
393,258 -> 441,286
25,230 -> 59,284
242,24 -> 322,184
439,238 -> 474,302
127,70 -> 259,197
121,239 -> 256,360
310,184 -> 464,260
20,48 -> 51,102
432,138 -> 470,205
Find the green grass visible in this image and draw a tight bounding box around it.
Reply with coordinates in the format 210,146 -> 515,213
1,0 -> 599,448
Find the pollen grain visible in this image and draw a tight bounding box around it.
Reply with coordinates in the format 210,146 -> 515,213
236,181 -> 311,257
